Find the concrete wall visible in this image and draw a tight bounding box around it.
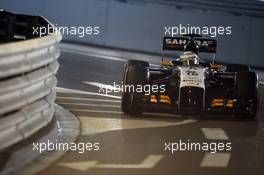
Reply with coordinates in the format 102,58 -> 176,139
1,0 -> 264,67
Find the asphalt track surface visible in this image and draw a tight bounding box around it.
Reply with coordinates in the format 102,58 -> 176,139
39,43 -> 264,175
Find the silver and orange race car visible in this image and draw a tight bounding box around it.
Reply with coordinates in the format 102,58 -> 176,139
121,34 -> 258,119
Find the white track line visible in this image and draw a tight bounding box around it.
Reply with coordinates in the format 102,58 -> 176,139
58,155 -> 163,171
201,128 -> 229,140
56,87 -> 121,99
59,102 -> 120,108
200,153 -> 231,168
84,81 -> 121,92
96,155 -> 163,169
60,48 -> 126,62
69,109 -> 123,114
80,116 -> 197,136
70,109 -> 191,119
60,44 -> 161,66
200,128 -> 231,168
56,96 -> 121,103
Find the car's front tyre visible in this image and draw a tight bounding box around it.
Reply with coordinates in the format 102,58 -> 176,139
121,60 -> 149,116
235,70 -> 258,119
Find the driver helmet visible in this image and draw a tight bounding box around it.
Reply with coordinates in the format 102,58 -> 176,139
179,51 -> 199,66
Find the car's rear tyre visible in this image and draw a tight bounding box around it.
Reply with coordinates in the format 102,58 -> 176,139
121,61 -> 149,115
235,71 -> 258,119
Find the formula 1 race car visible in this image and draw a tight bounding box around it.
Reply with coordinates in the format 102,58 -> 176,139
121,34 -> 258,118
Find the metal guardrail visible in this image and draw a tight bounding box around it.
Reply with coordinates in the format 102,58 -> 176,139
0,11 -> 62,150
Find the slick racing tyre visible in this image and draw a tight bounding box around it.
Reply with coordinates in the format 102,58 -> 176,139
235,71 -> 258,119
121,60 -> 149,115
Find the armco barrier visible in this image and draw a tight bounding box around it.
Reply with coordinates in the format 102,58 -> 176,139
0,11 -> 62,150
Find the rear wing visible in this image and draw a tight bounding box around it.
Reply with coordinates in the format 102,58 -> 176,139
163,36 -> 217,53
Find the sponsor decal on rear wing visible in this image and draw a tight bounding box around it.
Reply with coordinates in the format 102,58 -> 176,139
163,37 -> 217,53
